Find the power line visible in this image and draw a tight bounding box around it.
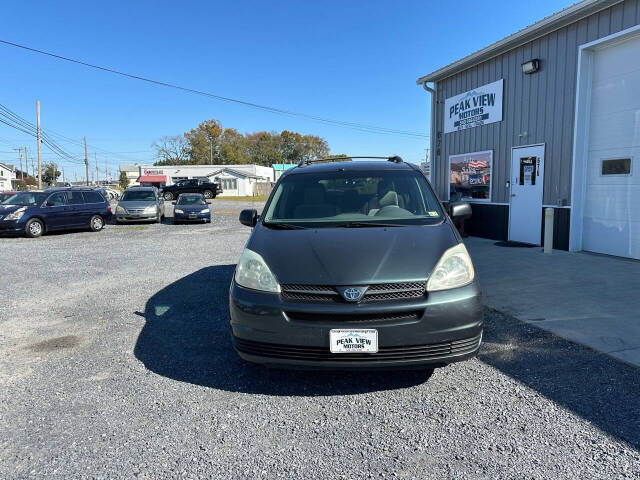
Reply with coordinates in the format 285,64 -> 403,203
0,103 -> 86,165
0,39 -> 429,139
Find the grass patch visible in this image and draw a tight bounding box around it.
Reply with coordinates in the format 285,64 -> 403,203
128,226 -> 149,231
212,196 -> 267,202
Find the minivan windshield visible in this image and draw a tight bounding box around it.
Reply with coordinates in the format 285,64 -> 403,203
121,190 -> 156,202
2,192 -> 47,206
263,169 -> 443,227
177,195 -> 206,206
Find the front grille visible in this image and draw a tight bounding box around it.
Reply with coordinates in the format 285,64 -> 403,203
234,333 -> 481,362
127,208 -> 147,214
285,310 -> 423,324
281,282 -> 426,303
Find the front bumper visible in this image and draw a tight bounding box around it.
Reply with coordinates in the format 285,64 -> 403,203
116,213 -> 159,222
0,220 -> 24,234
174,211 -> 210,222
229,281 -> 483,370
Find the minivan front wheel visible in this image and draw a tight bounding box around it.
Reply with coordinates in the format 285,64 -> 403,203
89,215 -> 105,232
25,218 -> 44,238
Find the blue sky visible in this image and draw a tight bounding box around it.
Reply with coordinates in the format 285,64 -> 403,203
0,0 -> 573,180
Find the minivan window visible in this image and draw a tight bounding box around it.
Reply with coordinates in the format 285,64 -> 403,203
263,169 -> 443,227
120,190 -> 154,202
177,195 -> 206,206
84,191 -> 105,203
46,192 -> 67,206
2,192 -> 47,206
68,191 -> 85,205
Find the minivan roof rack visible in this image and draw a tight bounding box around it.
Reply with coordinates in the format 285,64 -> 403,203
297,155 -> 404,167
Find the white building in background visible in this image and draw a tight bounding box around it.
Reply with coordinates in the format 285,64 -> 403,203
0,162 -> 16,191
118,164 -> 274,196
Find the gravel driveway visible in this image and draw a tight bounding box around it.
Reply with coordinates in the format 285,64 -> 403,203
1,200 -> 639,479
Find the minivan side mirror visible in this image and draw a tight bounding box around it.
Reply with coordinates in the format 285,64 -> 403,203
450,202 -> 472,221
239,209 -> 257,227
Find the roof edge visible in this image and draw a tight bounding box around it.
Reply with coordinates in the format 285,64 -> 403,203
416,0 -> 622,85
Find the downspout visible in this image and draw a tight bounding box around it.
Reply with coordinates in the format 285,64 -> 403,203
421,81 -> 436,185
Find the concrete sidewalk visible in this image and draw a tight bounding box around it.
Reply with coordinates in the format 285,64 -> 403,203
466,237 -> 640,367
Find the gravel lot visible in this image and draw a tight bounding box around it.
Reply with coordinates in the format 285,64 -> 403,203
1,200 -> 639,479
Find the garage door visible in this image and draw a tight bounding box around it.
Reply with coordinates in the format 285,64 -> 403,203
583,33 -> 640,259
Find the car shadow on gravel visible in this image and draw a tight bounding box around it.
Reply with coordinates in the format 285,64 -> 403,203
479,309 -> 640,450
133,266 -> 432,396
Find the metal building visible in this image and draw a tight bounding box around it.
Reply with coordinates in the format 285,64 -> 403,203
417,0 -> 640,259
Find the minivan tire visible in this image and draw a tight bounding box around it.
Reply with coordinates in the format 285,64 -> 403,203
25,218 -> 44,238
89,215 -> 105,232
203,189 -> 214,199
163,191 -> 174,201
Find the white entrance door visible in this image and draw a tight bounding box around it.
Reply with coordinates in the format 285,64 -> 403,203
509,144 -> 545,245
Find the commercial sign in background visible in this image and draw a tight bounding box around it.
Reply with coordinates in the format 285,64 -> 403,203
449,150 -> 493,201
444,79 -> 503,134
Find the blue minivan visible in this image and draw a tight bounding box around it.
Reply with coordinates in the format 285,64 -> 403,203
0,188 -> 113,238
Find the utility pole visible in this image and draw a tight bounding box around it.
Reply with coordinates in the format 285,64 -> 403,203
24,147 -> 28,180
105,157 -> 108,183
13,148 -> 23,181
95,153 -> 98,185
84,136 -> 89,186
209,142 -> 213,165
36,101 -> 42,188
62,166 -> 65,183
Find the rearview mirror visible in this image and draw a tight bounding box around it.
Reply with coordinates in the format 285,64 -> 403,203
450,202 -> 472,221
239,209 -> 257,227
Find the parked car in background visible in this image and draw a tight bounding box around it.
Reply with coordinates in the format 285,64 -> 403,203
161,178 -> 222,201
0,188 -> 112,238
0,191 -> 18,203
96,187 -> 120,201
230,156 -> 479,371
116,186 -> 164,224
173,193 -> 211,223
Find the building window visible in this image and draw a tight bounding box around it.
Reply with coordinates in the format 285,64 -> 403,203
221,178 -> 237,190
602,158 -> 631,176
171,176 -> 188,183
449,150 -> 492,201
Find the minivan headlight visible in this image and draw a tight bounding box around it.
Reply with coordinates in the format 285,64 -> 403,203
144,205 -> 158,214
5,208 -> 26,220
426,243 -> 475,292
116,206 -> 127,213
235,248 -> 280,293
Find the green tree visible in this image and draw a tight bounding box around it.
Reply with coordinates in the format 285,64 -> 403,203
119,170 -> 130,189
184,119 -> 223,164
41,163 -> 61,186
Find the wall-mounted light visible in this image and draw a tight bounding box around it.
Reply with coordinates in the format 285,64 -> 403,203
522,59 -> 540,74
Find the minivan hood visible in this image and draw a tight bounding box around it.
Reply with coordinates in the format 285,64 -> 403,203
118,200 -> 156,209
0,204 -> 27,213
247,222 -> 458,285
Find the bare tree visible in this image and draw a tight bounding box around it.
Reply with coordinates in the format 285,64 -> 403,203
152,135 -> 190,165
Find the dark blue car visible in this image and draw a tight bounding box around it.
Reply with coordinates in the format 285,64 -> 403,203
0,188 -> 112,238
172,193 -> 211,223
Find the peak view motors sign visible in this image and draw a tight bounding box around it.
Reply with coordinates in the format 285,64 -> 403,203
444,79 -> 503,133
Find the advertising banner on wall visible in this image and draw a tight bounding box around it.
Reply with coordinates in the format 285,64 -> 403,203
444,79 -> 503,133
449,150 -> 492,201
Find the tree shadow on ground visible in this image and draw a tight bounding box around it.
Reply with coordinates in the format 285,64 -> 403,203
133,265 -> 431,397
479,309 -> 640,450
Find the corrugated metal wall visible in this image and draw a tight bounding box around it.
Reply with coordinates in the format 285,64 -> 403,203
433,0 -> 640,205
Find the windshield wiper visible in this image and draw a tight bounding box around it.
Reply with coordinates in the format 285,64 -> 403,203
263,222 -> 307,230
336,222 -> 403,228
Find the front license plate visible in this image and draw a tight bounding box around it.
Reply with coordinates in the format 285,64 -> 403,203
330,329 -> 378,353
